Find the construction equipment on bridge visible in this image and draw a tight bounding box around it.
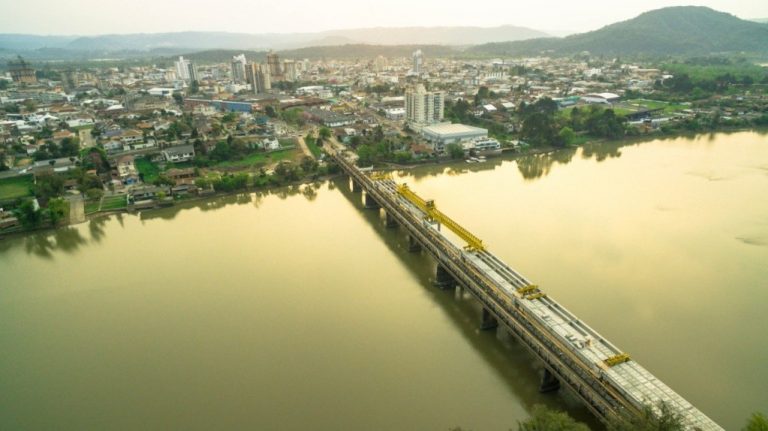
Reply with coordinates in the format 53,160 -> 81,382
397,184 -> 485,252
370,171 -> 393,181
604,353 -> 631,367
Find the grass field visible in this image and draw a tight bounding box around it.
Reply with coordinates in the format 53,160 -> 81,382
306,139 -> 323,158
101,195 -> 127,211
625,99 -> 689,114
84,200 -> 101,214
214,148 -> 298,169
135,158 -> 161,183
0,175 -> 34,201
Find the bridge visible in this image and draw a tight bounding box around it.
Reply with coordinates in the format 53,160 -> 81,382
330,149 -> 723,431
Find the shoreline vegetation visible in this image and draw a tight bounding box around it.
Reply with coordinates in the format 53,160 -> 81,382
2,126 -> 764,241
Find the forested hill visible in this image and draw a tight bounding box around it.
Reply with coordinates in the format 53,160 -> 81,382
470,6 -> 768,57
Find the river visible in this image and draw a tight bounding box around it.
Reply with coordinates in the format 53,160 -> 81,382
1,131 -> 766,430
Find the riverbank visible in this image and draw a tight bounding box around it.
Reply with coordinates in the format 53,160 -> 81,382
3,126 -> 766,240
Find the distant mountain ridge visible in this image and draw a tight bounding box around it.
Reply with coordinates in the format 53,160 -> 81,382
0,25 -> 547,53
470,6 -> 768,56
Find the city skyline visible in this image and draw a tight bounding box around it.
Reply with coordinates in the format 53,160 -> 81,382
0,0 -> 766,36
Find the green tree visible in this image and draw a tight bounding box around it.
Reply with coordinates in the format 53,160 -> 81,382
189,80 -> 200,94
517,405 -> 590,431
318,127 -> 332,142
15,200 -> 42,228
47,198 -> 68,226
300,155 -> 318,172
34,173 -> 65,200
558,126 -> 576,147
446,143 -> 465,159
607,402 -> 684,431
356,144 -> 374,166
743,412 -> 768,431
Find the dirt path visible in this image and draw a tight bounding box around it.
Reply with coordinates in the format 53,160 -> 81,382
67,195 -> 86,224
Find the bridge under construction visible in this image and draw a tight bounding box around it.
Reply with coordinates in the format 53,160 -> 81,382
331,149 -> 723,431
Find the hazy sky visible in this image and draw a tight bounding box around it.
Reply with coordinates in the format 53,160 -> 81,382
0,0 -> 766,35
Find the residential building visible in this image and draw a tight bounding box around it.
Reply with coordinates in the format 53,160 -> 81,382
8,56 -> 36,84
412,49 -> 423,75
246,63 -> 270,94
266,51 -> 282,81
405,84 -> 444,126
162,144 -> 195,163
231,54 -> 247,83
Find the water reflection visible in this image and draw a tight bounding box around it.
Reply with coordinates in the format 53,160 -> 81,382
23,227 -> 87,258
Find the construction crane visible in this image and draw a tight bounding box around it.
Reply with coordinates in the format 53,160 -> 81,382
396,184 -> 485,252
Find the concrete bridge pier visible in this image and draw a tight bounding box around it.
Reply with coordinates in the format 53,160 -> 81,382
384,212 -> 398,228
363,192 -> 380,209
435,264 -> 456,289
407,234 -> 422,252
539,368 -> 561,393
480,307 -> 499,330
350,179 -> 362,193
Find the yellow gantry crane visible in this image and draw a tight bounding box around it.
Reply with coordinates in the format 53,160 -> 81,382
395,184 -> 485,252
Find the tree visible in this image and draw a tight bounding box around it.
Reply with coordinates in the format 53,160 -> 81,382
607,402 -> 684,431
34,173 -> 65,200
172,93 -> 183,106
189,80 -> 200,94
47,198 -> 68,226
446,143 -> 465,159
265,105 -> 277,118
300,155 -> 318,173
558,127 -> 576,147
318,127 -> 332,142
743,413 -> 768,431
15,200 -> 42,228
517,405 -> 589,431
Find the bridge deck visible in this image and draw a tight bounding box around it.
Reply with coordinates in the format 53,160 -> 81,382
334,151 -> 722,431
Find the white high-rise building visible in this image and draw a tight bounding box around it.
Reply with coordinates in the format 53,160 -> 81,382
175,56 -> 191,81
406,84 -> 444,126
412,49 -> 423,75
231,54 -> 247,83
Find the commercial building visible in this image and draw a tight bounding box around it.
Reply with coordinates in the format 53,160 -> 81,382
420,123 -> 488,152
582,92 -> 620,104
405,84 -> 444,126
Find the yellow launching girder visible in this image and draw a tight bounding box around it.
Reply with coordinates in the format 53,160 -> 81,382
396,184 -> 485,251
370,171 -> 393,181
603,353 -> 631,367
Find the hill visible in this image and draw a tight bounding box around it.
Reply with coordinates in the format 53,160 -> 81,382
470,6 -> 768,57
0,25 -> 546,57
278,44 -> 461,60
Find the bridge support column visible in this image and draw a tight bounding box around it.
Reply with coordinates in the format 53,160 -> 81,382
539,368 -> 561,393
435,264 -> 455,289
480,307 -> 498,330
407,234 -> 422,252
363,192 -> 380,209
385,212 -> 398,228
350,179 -> 362,193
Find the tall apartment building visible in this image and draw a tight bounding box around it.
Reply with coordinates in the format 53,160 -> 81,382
175,56 -> 190,81
283,60 -> 298,82
412,49 -> 423,75
8,56 -> 36,84
246,63 -> 271,93
231,54 -> 247,83
266,51 -> 282,81
405,84 -> 444,125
